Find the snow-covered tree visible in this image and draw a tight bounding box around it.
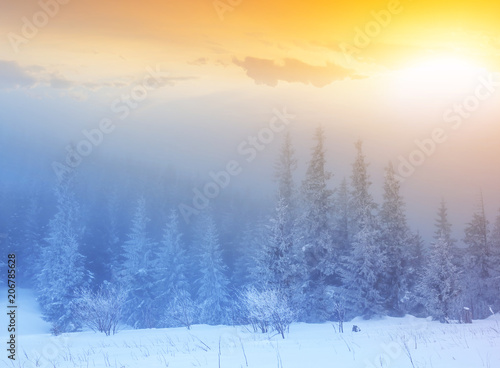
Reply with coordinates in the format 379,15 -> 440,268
380,162 -> 412,315
274,131 -> 297,210
333,178 -> 350,256
349,140 -> 377,232
488,210 -> 500,312
196,214 -> 231,325
341,225 -> 387,318
252,134 -> 303,315
435,199 -> 455,245
462,193 -> 492,318
299,126 -> 335,321
420,237 -> 459,322
341,140 -> 386,318
232,223 -> 260,292
253,197 -> 304,314
105,190 -> 122,281
158,209 -> 196,328
404,231 -> 427,314
37,180 -> 87,332
120,197 -> 158,328
21,194 -> 44,286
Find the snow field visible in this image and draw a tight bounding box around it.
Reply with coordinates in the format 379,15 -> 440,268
3,315 -> 499,368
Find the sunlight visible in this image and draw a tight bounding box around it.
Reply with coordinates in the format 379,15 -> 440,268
388,55 -> 489,102
397,56 -> 486,86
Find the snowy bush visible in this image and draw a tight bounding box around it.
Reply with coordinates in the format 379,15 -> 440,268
164,289 -> 197,330
242,287 -> 294,339
73,283 -> 126,336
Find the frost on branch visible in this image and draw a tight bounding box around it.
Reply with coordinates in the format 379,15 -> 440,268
241,287 -> 294,339
72,282 -> 126,336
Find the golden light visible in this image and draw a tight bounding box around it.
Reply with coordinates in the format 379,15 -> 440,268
389,55 -> 489,102
396,55 -> 486,86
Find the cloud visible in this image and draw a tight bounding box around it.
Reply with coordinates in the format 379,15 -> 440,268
82,81 -> 128,91
0,60 -> 197,93
155,76 -> 197,87
49,74 -> 75,89
189,57 -> 209,66
233,57 -> 359,87
0,60 -> 37,88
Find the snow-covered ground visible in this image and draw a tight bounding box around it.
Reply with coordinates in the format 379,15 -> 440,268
3,289 -> 500,368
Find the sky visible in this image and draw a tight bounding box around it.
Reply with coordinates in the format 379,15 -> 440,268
1,0 -> 500,240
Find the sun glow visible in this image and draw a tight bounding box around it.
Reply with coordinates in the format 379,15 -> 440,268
400,56 -> 485,80
392,55 -> 488,97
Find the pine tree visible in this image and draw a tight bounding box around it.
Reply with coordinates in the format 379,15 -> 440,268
37,180 -> 87,332
418,200 -> 460,321
299,126 -> 335,321
120,197 -> 158,328
232,224 -> 259,292
261,132 -> 303,313
253,197 -> 304,313
21,194 -> 43,286
488,210 -> 500,312
343,140 -> 386,317
341,225 -> 387,318
405,231 -> 426,314
273,130 -> 299,268
435,199 -> 455,245
274,131 -> 297,210
380,162 -> 412,315
462,192 -> 491,318
420,237 -> 459,322
158,209 -> 195,328
349,140 -> 377,232
333,178 -> 350,256
196,214 -> 231,325
106,190 -> 122,281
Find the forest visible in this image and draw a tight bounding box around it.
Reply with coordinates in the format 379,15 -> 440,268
2,127 -> 499,334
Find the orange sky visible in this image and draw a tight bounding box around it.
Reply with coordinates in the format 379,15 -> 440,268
1,0 -> 500,237
2,0 -> 500,81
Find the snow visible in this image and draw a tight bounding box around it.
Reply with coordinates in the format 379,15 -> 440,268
2,288 -> 51,336
3,289 -> 500,368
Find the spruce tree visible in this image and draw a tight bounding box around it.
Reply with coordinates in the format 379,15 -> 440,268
253,197 -> 304,313
420,237 -> 459,322
196,214 -> 231,325
121,197 -> 158,328
274,131 -> 297,210
488,210 -> 500,312
299,126 -> 335,321
462,193 -> 491,318
435,199 -> 455,245
343,140 -> 386,317
37,180 -> 87,332
341,225 -> 387,318
333,178 -> 350,256
349,140 -> 377,232
21,194 -> 43,286
158,209 -> 195,328
380,162 -> 412,315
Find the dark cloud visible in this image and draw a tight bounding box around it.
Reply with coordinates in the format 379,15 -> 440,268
0,60 -> 37,88
233,57 -> 359,87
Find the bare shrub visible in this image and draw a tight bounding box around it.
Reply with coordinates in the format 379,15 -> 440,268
73,282 -> 126,336
242,287 -> 294,339
164,289 -> 196,330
